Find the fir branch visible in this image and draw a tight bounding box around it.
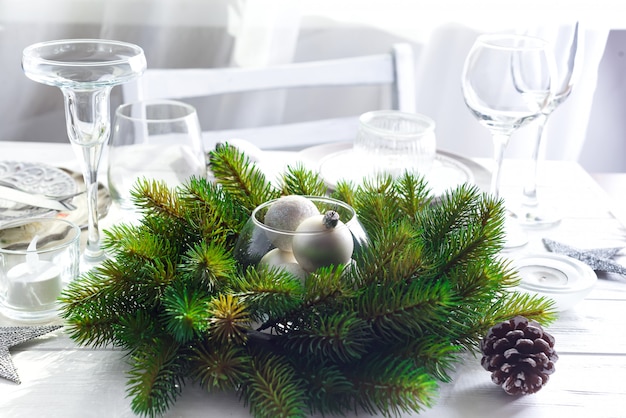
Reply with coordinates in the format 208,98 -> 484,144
355,279 -> 454,342
207,294 -> 250,345
162,281 -> 212,344
242,350 -> 307,418
190,341 -> 250,391
232,266 -> 304,326
209,143 -> 280,212
113,309 -> 168,352
126,337 -> 187,418
279,312 -> 372,363
331,180 -> 357,208
393,334 -> 461,383
351,175 -> 402,233
484,291 -> 558,328
393,172 -> 432,221
59,260 -> 146,347
180,176 -> 250,247
354,220 -> 429,286
102,223 -> 178,265
280,162 -> 327,196
178,241 -> 236,293
297,360 -> 355,416
131,178 -> 184,219
350,355 -> 438,417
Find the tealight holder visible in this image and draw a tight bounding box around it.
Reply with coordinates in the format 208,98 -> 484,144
0,217 -> 80,322
234,196 -> 368,279
512,253 -> 597,312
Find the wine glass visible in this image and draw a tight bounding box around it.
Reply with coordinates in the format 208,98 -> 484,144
108,99 -> 207,215
22,39 -> 147,265
512,23 -> 581,227
461,34 -> 555,247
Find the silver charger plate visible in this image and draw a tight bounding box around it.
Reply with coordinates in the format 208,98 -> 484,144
0,161 -> 111,227
0,161 -> 77,221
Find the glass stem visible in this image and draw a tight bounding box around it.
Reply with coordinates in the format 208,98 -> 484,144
490,132 -> 511,200
62,87 -> 112,262
523,113 -> 548,208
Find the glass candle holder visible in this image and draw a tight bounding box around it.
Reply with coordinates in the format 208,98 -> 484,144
0,218 -> 80,322
234,196 -> 368,279
354,110 -> 436,179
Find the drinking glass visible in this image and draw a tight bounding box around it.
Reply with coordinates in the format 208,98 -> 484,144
353,110 -> 437,179
22,39 -> 146,264
108,100 -> 207,211
512,23 -> 581,227
461,34 -> 555,247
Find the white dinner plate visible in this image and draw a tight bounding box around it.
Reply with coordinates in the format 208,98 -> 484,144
296,142 -> 485,196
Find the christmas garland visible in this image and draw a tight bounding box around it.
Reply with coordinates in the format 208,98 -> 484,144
59,143 -> 556,418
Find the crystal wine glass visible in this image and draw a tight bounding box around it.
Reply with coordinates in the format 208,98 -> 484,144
22,39 -> 147,264
512,23 -> 581,227
461,34 -> 555,247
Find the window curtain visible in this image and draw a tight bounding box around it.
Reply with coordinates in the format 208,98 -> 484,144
0,0 -> 613,168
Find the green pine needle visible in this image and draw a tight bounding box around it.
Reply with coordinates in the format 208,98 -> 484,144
352,355 -> 439,416
280,162 -> 328,196
190,342 -> 250,391
162,282 -> 212,343
126,337 -> 187,418
243,351 -> 307,418
280,312 -> 372,363
208,143 -> 280,212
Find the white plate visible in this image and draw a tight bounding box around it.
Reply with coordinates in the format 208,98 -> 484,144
297,142 -> 482,196
0,161 -> 77,221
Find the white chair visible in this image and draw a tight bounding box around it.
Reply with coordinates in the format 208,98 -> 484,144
122,43 -> 416,150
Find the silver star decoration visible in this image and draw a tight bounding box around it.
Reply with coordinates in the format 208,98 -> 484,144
543,238 -> 626,275
0,325 -> 62,384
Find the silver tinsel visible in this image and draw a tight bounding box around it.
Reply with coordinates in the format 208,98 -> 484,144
0,325 -> 62,384
543,238 -> 626,275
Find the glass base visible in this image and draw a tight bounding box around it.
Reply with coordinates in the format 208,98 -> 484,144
509,203 -> 562,228
0,303 -> 60,323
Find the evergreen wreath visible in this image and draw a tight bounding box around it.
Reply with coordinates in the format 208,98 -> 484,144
59,143 -> 556,418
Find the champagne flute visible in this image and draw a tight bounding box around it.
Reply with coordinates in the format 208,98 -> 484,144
22,40 -> 146,266
461,34 -> 555,247
512,23 -> 581,227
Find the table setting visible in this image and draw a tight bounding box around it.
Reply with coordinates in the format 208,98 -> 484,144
1,29 -> 626,418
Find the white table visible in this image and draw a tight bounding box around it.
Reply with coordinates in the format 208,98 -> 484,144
1,141 -> 625,418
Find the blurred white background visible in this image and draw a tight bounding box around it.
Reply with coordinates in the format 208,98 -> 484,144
0,0 -> 623,172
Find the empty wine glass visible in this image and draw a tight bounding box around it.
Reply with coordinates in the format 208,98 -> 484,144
22,39 -> 146,265
461,34 -> 555,247
511,22 -> 581,227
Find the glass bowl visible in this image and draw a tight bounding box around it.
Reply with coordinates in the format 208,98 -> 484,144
234,196 -> 368,278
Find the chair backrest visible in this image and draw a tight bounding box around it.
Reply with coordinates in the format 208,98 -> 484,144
122,43 -> 416,150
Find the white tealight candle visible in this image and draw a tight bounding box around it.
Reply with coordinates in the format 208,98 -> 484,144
7,261 -> 62,309
5,234 -> 62,310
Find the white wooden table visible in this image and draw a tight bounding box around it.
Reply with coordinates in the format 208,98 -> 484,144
1,141 -> 625,418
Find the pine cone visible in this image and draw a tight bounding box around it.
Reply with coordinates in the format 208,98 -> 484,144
480,316 -> 558,395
